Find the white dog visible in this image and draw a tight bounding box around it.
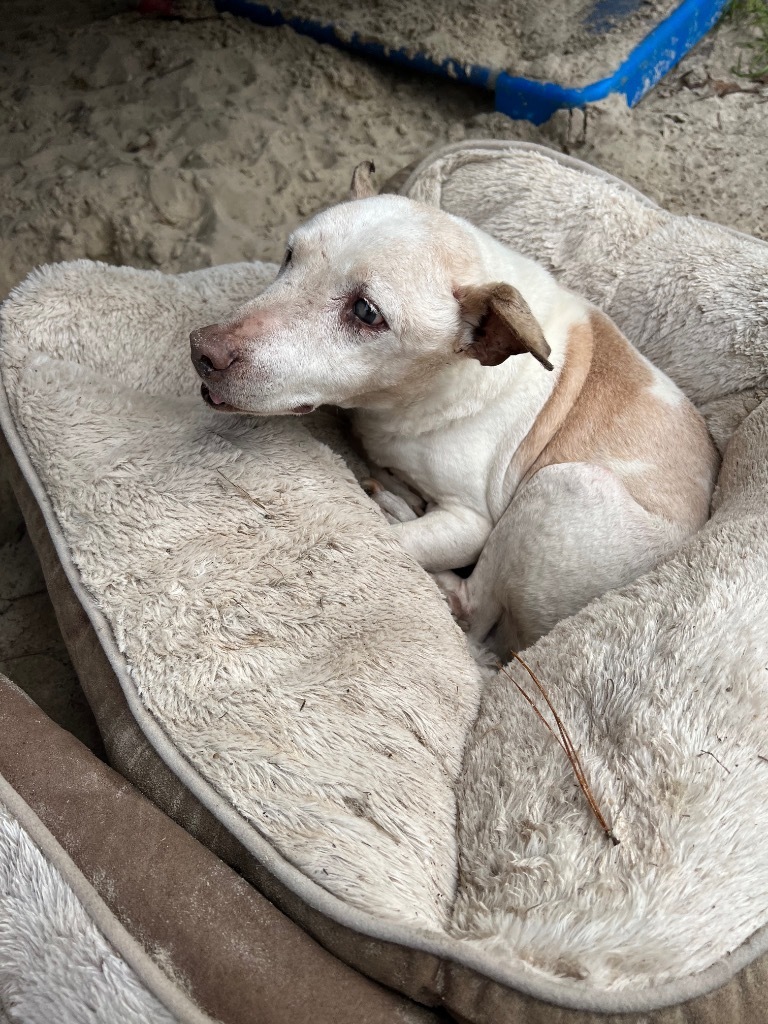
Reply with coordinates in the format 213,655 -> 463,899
191,162 -> 718,651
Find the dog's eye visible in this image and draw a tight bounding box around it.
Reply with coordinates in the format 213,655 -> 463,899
353,298 -> 385,327
282,247 -> 293,268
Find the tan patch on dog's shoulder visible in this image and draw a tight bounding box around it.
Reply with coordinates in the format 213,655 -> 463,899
519,309 -> 718,529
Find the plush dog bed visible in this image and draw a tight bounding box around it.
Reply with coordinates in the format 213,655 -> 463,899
1,140 -> 768,1023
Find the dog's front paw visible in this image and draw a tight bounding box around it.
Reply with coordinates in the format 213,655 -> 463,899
362,478 -> 419,524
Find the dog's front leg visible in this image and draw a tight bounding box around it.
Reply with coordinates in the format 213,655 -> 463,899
391,507 -> 491,573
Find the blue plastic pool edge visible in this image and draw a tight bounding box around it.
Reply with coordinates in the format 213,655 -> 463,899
216,0 -> 730,124
496,0 -> 731,122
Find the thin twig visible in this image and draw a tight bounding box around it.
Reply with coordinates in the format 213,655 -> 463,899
216,469 -> 268,513
698,749 -> 731,774
501,652 -> 619,846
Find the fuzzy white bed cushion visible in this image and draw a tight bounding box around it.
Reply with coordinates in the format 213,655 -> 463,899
2,140 -> 768,1020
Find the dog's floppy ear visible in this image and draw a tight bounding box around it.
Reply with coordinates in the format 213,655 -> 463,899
350,160 -> 377,200
455,282 -> 553,370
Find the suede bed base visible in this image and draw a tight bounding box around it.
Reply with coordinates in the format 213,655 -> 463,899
0,770 -> 205,1024
4,293 -> 768,1024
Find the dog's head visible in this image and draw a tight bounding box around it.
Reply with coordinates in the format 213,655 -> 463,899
190,163 -> 552,416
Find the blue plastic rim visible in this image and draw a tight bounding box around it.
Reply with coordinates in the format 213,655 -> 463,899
495,0 -> 730,122
217,0 -> 730,124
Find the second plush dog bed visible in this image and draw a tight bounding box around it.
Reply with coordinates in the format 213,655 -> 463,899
0,674 -> 432,1024
2,140 -> 768,1023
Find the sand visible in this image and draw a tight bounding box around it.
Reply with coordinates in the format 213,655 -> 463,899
255,0 -> 677,86
0,0 -> 766,748
0,0 -> 488,300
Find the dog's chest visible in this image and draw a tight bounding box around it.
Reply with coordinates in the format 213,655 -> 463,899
359,401 -> 541,520
384,428 -> 495,512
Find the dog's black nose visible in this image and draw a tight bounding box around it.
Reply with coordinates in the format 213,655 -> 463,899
190,324 -> 240,374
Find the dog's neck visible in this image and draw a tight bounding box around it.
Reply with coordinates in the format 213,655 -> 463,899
351,354 -> 539,439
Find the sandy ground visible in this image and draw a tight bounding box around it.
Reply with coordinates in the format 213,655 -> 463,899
0,0 -> 766,749
255,0 -> 677,85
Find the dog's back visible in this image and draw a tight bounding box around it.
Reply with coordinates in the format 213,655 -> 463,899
452,305 -> 719,652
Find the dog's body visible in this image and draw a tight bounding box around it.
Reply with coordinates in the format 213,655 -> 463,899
191,166 -> 718,651
357,294 -> 715,652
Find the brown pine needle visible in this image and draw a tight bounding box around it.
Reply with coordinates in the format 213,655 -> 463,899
511,656 -> 612,842
504,671 -> 559,744
509,653 -> 599,823
501,652 -> 619,846
216,469 -> 269,513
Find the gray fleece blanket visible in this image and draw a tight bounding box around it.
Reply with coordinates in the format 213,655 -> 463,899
1,140 -> 768,1015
